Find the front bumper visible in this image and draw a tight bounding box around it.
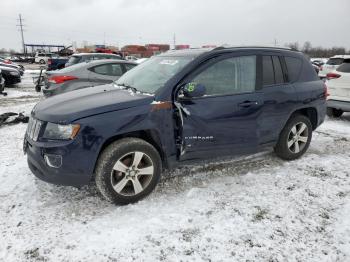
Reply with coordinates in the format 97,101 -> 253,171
24,135 -> 94,187
327,99 -> 350,112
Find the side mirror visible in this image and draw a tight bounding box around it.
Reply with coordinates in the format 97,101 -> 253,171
182,82 -> 206,98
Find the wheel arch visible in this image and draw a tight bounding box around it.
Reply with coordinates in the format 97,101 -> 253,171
288,107 -> 318,130
95,129 -> 166,171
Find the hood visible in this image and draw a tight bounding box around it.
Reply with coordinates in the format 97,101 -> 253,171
33,84 -> 154,124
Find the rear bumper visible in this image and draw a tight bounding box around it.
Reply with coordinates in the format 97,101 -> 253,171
327,99 -> 350,112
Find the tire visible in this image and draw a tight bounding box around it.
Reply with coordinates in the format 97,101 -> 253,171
327,108 -> 343,118
39,59 -> 45,64
274,114 -> 312,160
95,138 -> 162,205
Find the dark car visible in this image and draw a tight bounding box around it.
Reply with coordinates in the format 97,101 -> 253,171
0,58 -> 24,75
0,69 -> 5,94
24,47 -> 327,205
42,59 -> 137,97
65,53 -> 123,68
0,65 -> 21,86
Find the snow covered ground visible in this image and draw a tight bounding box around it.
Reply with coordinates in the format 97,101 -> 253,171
0,70 -> 350,261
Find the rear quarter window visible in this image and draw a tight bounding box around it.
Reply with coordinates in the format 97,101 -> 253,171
285,57 -> 302,82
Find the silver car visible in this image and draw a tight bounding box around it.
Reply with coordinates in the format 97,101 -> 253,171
42,59 -> 137,97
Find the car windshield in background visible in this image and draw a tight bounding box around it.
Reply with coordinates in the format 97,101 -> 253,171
326,58 -> 344,65
115,56 -> 193,94
337,60 -> 350,73
67,56 -> 81,65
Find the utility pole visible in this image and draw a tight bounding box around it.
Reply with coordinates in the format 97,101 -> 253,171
17,14 -> 26,54
173,33 -> 176,50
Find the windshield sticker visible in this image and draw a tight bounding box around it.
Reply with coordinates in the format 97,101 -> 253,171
159,60 -> 179,66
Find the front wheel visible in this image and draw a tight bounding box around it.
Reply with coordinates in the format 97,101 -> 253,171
95,138 -> 162,205
274,115 -> 312,160
327,108 -> 343,118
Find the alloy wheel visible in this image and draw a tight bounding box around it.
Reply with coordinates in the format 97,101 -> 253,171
110,151 -> 154,196
287,122 -> 309,154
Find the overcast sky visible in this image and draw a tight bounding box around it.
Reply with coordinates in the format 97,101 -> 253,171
1,0 -> 350,51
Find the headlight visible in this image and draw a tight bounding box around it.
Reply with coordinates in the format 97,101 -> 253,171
9,71 -> 19,76
43,123 -> 80,140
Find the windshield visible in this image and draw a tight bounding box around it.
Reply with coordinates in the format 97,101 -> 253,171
115,56 -> 193,94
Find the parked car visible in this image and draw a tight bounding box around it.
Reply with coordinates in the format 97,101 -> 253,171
42,59 -> 137,97
0,65 -> 21,86
319,55 -> 350,79
35,53 -> 55,64
24,47 -> 326,205
326,59 -> 350,117
65,53 -> 123,67
0,57 -> 24,69
0,60 -> 24,76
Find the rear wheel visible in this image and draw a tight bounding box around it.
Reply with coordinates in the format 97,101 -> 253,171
327,108 -> 343,118
95,138 -> 162,205
39,59 -> 45,64
274,115 -> 312,160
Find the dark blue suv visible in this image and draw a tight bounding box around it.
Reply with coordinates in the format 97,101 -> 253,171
24,47 -> 327,204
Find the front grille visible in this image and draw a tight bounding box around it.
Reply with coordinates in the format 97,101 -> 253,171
26,117 -> 42,141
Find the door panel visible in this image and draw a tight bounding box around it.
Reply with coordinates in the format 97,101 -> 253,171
176,54 -> 262,161
179,93 -> 263,160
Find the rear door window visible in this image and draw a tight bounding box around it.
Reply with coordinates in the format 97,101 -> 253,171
90,64 -> 123,76
262,56 -> 275,86
272,56 -> 284,84
285,57 -> 302,82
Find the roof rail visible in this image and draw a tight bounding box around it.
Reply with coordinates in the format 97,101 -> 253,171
212,45 -> 298,52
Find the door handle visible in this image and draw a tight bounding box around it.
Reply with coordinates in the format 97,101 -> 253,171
238,101 -> 258,108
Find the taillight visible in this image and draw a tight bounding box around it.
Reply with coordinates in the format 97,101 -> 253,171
326,73 -> 341,80
4,60 -> 12,64
48,75 -> 78,84
47,59 -> 52,65
324,83 -> 330,100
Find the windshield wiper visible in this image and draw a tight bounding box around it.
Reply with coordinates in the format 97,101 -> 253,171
117,83 -> 137,93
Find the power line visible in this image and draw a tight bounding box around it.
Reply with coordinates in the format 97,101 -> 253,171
16,14 -> 26,54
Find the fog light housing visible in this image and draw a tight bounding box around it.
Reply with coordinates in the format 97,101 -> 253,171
44,154 -> 62,168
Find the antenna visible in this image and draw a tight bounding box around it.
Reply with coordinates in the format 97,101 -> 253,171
16,14 -> 26,54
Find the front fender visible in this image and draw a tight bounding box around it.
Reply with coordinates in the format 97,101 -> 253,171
74,104 -> 176,175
